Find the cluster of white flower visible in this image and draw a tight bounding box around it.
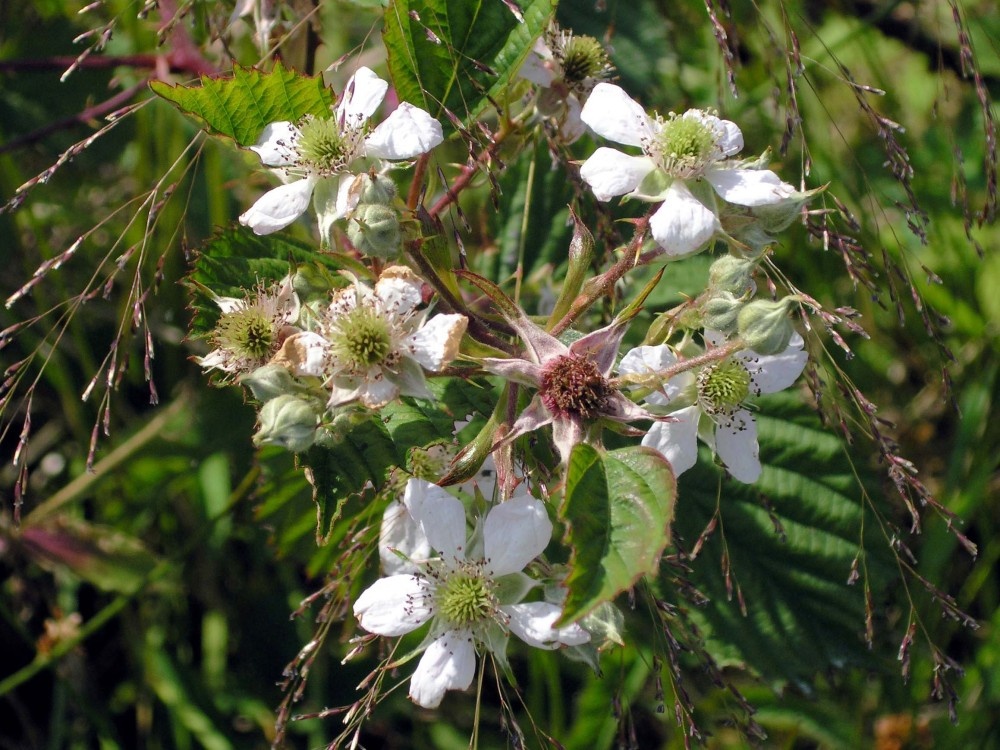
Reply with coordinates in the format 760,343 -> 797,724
196,32 -> 815,711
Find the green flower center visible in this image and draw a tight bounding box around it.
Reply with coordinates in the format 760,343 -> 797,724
297,115 -> 351,173
652,114 -> 718,177
540,354 -> 612,420
330,307 -> 393,369
437,571 -> 495,628
559,35 -> 609,89
697,359 -> 752,415
214,305 -> 276,363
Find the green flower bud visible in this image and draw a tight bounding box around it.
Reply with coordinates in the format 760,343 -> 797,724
253,395 -> 320,453
702,291 -> 745,335
737,298 -> 796,355
708,255 -> 755,296
347,204 -> 402,258
241,364 -> 299,402
750,185 -> 825,232
356,173 -> 398,205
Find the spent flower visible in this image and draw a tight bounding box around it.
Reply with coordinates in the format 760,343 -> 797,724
275,266 -> 467,410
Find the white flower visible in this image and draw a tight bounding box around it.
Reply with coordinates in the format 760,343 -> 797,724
273,266 -> 467,410
618,333 -> 807,483
578,83 -> 795,257
519,25 -> 613,143
195,276 -> 300,377
238,67 -> 443,237
356,479 -> 589,708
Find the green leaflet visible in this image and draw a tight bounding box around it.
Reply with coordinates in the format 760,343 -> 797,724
561,444 -> 676,623
673,391 -> 896,688
382,0 -> 554,133
150,61 -> 333,146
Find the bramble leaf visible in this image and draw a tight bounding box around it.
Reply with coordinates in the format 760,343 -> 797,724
561,444 -> 676,623
150,61 -> 332,146
383,0 -> 554,134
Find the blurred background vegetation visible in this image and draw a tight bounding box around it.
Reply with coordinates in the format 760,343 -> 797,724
1,0 -> 997,747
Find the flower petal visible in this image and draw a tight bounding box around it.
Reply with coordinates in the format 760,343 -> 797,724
249,121 -> 301,167
744,333 -> 807,394
355,372 -> 400,409
518,40 -> 555,87
312,174 -> 350,244
408,630 -> 476,708
354,574 -> 433,636
404,314 -> 468,372
503,602 -> 590,649
579,148 -> 656,202
375,265 -> 423,318
239,177 -> 316,235
618,345 -> 687,405
580,82 -> 654,147
559,94 -> 587,144
641,404 -> 700,477
714,410 -> 761,483
648,181 -> 720,257
365,103 -> 444,159
706,168 -> 795,207
380,498 -> 430,575
483,494 -> 552,576
388,355 -> 434,401
272,331 -> 329,377
404,479 -> 469,562
337,66 -> 388,126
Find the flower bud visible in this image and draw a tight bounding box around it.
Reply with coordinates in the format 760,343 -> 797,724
241,364 -> 299,402
253,395 -> 320,453
737,298 -> 796,355
708,255 -> 755,296
347,204 -> 402,258
702,291 -> 744,335
357,173 -> 398,205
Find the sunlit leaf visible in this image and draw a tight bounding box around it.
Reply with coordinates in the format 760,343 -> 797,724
150,61 -> 333,146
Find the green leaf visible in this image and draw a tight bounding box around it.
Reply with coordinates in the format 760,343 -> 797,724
150,61 -> 333,146
383,0 -> 554,133
672,391 -> 896,688
561,444 -> 676,623
187,227 -> 343,336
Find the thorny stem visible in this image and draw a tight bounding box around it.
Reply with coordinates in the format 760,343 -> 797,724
550,214 -> 654,337
406,153 -> 430,211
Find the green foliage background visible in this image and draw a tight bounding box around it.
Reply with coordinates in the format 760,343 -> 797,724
1,0 -> 997,748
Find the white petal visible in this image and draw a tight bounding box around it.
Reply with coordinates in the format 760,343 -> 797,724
579,148 -> 656,202
580,82 -> 654,147
404,314 -> 468,371
337,66 -> 388,125
559,94 -> 587,144
238,177 -> 315,235
714,410 -> 761,483
277,331 -> 329,377
648,181 -> 720,256
249,121 -> 301,167
745,333 -> 807,394
484,494 -> 552,576
354,574 -> 434,636
706,168 -> 796,207
641,405 -> 700,477
356,373 -> 400,409
715,118 -> 744,157
503,602 -> 590,649
404,479 -> 469,561
618,345 -> 683,406
312,175 -> 349,244
365,103 -> 444,159
380,499 -> 430,575
518,40 -> 555,86
375,266 -> 423,319
408,630 -> 476,708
